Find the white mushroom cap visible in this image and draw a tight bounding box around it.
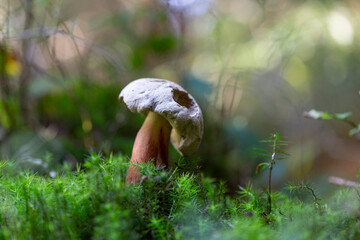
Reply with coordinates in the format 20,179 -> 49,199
119,78 -> 204,155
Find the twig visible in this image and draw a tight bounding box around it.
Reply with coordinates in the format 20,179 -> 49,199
267,133 -> 276,214
342,118 -> 357,128
195,165 -> 210,210
0,45 -> 16,130
1,27 -> 125,75
33,178 -> 51,183
18,0 -> 35,127
287,182 -> 322,209
328,176 -> 360,188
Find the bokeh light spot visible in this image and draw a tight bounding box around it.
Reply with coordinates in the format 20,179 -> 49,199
327,12 -> 353,46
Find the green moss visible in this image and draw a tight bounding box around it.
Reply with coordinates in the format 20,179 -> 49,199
0,154 -> 358,239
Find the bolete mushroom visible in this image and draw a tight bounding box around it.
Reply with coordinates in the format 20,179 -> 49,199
119,78 -> 203,184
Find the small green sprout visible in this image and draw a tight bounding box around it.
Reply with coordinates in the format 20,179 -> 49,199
255,131 -> 290,214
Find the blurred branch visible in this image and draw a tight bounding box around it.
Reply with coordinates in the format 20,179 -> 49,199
0,28 -> 63,40
18,0 -> 35,127
0,44 -> 15,130
1,28 -> 126,75
60,21 -> 87,77
328,176 -> 360,188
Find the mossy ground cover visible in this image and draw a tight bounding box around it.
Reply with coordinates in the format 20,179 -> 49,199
0,154 -> 359,240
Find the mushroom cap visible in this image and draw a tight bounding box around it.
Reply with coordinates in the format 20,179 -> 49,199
119,78 -> 204,155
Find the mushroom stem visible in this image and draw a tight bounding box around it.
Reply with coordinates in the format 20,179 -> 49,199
126,112 -> 172,184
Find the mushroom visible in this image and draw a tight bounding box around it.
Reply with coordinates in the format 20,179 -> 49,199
119,78 -> 203,184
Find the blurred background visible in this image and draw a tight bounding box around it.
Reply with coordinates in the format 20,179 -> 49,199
0,0 -> 360,193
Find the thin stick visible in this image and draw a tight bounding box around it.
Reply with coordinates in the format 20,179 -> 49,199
328,176 -> 360,188
195,166 -> 210,208
19,0 -> 35,127
268,133 -> 277,214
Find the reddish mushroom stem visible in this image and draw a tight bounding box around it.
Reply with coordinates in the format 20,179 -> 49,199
126,112 -> 172,184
